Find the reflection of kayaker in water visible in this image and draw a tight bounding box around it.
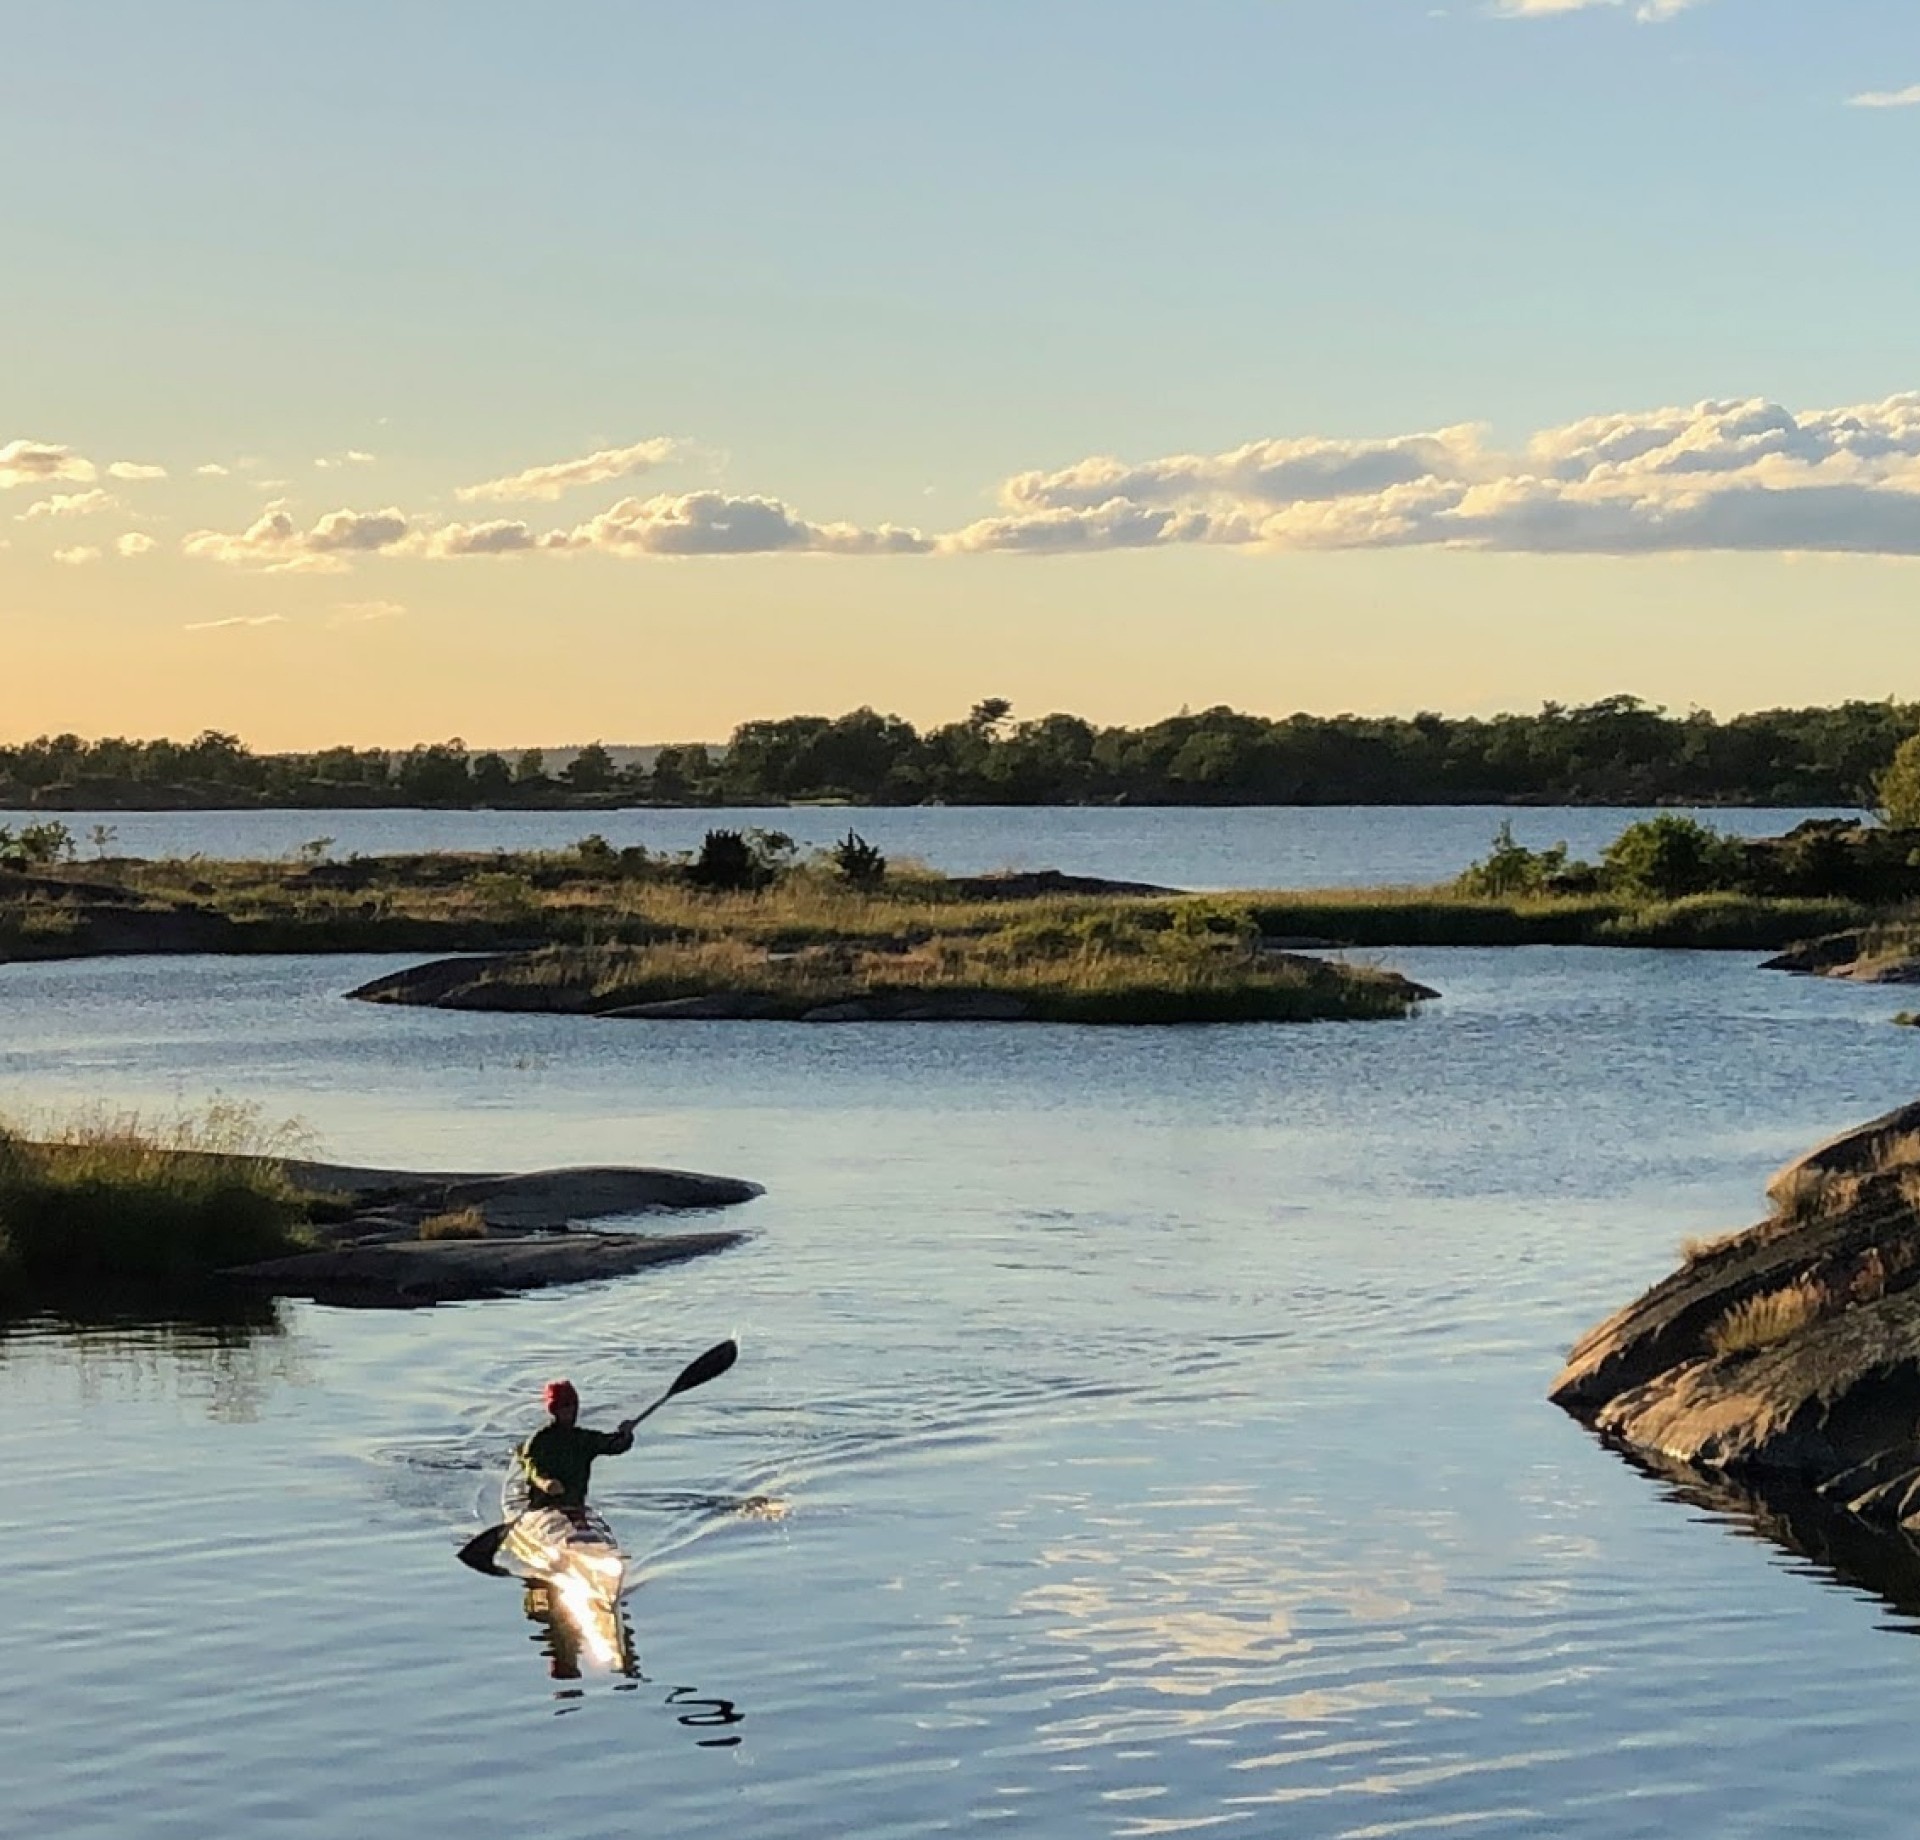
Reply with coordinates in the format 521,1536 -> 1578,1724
518,1379 -> 638,1509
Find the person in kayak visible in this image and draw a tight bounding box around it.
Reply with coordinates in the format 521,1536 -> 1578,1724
518,1379 -> 637,1510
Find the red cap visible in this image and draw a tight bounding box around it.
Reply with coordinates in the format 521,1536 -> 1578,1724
543,1379 -> 579,1413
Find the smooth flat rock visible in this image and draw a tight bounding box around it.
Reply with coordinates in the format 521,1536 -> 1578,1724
278,1158 -> 763,1220
227,1228 -> 745,1306
798,991 -> 1030,1022
1834,955 -> 1920,984
1589,1286 -> 1920,1484
1761,933 -> 1865,975
945,869 -> 1182,899
1763,1099 -> 1920,1204
599,993 -> 782,1019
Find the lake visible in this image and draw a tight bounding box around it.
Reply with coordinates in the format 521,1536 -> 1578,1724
43,801 -> 1856,890
6,925 -> 1920,1836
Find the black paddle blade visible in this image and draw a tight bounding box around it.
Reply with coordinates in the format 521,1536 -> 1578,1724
667,1338 -> 738,1398
457,1521 -> 513,1576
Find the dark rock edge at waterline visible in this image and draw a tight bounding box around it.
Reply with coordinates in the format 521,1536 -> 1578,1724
224,1158 -> 762,1307
343,950 -> 1438,1024
1551,1097 -> 1920,1537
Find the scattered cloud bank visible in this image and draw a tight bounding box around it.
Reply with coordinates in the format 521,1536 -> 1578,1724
182,492 -> 931,568
52,545 -> 101,566
107,460 -> 168,481
456,438 -> 684,503
182,503 -> 412,573
38,393 -> 1920,576
0,439 -> 95,488
1850,85 -> 1920,110
421,491 -> 931,559
937,395 -> 1920,558
314,450 -> 376,471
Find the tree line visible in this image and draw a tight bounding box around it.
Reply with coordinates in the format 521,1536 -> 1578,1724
2,695 -> 1914,809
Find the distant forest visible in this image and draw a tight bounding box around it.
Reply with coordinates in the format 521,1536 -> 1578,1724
3,696 -> 1914,810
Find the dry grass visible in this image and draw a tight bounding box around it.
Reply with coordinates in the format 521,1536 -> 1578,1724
35,851 -> 1877,957
1770,1166 -> 1870,1225
0,1100 -> 319,1302
1706,1278 -> 1830,1356
419,1205 -> 488,1241
462,905 -> 1425,1024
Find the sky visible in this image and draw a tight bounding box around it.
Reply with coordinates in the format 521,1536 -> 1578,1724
4,0 -> 1919,748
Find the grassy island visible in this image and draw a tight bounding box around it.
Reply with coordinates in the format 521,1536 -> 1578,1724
348,904 -> 1433,1024
0,1106 -> 761,1313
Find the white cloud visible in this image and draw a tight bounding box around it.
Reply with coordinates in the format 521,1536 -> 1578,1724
182,503 -> 412,573
331,598 -> 405,623
107,460 -> 168,481
995,428 -> 1490,516
195,463 -> 231,478
1492,0 -> 1705,17
53,545 -> 101,565
455,438 -> 684,503
314,449 -> 378,471
183,614 -> 287,631
940,394 -> 1920,558
115,532 -> 158,557
420,490 -> 930,559
0,439 -> 95,488
1849,85 -> 1920,110
20,489 -> 114,520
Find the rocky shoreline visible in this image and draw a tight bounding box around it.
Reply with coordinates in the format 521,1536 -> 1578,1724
1764,932 -> 1920,985
225,1158 -> 762,1306
1552,1099 -> 1920,1532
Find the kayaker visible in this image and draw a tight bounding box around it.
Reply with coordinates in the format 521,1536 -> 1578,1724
518,1379 -> 637,1510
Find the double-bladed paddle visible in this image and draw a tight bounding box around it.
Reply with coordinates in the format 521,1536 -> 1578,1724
457,1337 -> 739,1575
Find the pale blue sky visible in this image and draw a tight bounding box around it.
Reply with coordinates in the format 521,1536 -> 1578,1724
4,1 -> 1918,744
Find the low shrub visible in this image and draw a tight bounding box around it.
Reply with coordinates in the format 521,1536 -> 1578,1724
1456,821 -> 1571,897
1601,815 -> 1745,899
831,830 -> 887,891
419,1205 -> 488,1240
687,829 -> 772,892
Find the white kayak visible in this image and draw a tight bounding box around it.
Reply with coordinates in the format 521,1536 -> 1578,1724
501,1502 -> 628,1603
498,1476 -> 632,1672
498,1472 -> 628,1605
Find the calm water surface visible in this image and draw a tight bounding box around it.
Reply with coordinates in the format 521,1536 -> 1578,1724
4,944 -> 1920,1837
52,801 -> 1855,889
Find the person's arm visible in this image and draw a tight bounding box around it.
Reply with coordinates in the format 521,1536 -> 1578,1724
519,1435 -> 566,1500
606,1421 -> 637,1454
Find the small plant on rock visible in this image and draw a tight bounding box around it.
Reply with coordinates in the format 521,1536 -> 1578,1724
1706,1278 -> 1828,1356
420,1205 -> 488,1240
